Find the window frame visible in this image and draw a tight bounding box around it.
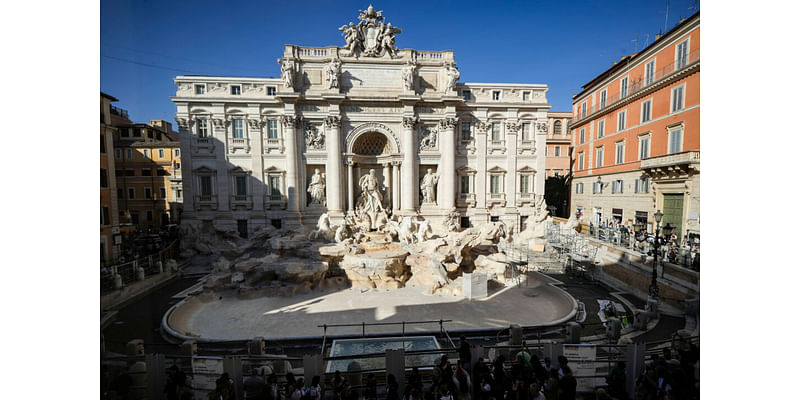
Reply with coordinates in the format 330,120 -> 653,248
195,84 -> 206,95
522,91 -> 530,101
491,122 -> 501,141
645,59 -> 656,85
638,133 -> 651,160
671,84 -> 686,113
128,188 -> 135,199
115,149 -> 121,159
267,86 -> 277,96
620,76 -> 629,98
667,125 -> 684,154
615,141 -> 625,164
554,145 -> 561,157
144,187 -> 152,199
197,119 -> 209,138
617,110 -> 626,131
492,91 -> 501,101
675,38 -> 690,70
595,146 -> 604,168
576,182 -> 584,194
600,89 -> 607,109
579,128 -> 585,144
597,120 -> 605,138
158,149 -> 165,158
230,85 -> 242,95
641,98 -> 652,123
462,90 -> 472,101
232,118 -> 245,139
267,119 -> 279,139
578,152 -> 585,171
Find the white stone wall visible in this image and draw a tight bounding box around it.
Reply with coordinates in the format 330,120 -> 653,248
172,47 -> 551,233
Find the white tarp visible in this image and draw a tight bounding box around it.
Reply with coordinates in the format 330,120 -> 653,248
191,356 -> 224,398
563,344 -> 603,392
463,271 -> 487,299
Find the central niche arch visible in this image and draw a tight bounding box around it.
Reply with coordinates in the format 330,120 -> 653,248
352,132 -> 392,155
346,122 -> 400,154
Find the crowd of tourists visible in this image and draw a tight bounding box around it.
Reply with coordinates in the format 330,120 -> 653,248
588,220 -> 700,272
141,336 -> 699,400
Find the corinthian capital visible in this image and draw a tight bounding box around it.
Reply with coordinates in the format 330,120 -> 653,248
324,115 -> 341,128
505,121 -> 521,133
438,117 -> 456,130
536,122 -> 548,133
475,121 -> 490,134
402,116 -> 418,129
281,115 -> 295,127
212,118 -> 226,129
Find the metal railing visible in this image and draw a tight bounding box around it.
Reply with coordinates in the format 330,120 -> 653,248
571,48 -> 700,125
100,239 -> 179,294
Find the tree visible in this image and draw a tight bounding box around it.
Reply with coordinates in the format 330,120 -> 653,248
544,175 -> 570,218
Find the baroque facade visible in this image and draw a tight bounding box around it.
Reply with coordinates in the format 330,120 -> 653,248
172,6 -> 550,236
569,13 -> 699,241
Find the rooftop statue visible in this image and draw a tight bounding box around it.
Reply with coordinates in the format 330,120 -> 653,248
338,5 -> 402,58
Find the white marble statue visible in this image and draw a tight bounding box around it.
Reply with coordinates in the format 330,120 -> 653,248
279,58 -> 296,88
339,22 -> 362,56
420,169 -> 439,204
396,216 -> 417,244
305,125 -> 325,149
307,169 -> 326,206
419,126 -> 437,151
445,62 -> 460,92
443,208 -> 461,232
402,60 -> 417,91
309,213 -> 334,241
415,219 -> 432,243
356,169 -> 387,230
325,58 -> 341,89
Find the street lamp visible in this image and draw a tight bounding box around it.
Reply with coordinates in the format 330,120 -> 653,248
649,210 -> 664,299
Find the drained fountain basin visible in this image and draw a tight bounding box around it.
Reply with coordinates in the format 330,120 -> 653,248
326,336 -> 441,373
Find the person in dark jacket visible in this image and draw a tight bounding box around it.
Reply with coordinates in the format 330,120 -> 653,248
558,366 -> 577,400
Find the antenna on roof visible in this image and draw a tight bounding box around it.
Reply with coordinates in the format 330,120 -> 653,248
643,33 -> 650,48
631,30 -> 640,52
658,0 -> 670,33
690,0 -> 698,13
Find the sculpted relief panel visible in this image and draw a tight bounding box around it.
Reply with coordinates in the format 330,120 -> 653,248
341,66 -> 402,89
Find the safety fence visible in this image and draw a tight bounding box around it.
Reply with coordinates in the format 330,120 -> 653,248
101,335 -> 698,400
100,239 -> 179,294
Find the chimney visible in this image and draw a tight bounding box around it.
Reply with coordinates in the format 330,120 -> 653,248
655,33 -> 662,40
680,17 -> 687,23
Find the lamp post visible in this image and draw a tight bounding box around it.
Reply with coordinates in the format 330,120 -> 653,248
649,210 -> 674,299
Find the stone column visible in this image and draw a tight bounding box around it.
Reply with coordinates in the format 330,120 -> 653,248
506,121 -> 520,209
282,115 -> 301,213
475,122 -> 489,210
347,161 -> 354,213
392,161 -> 400,212
325,116 -> 343,214
382,162 -> 391,209
401,117 -> 417,212
438,117 -> 456,209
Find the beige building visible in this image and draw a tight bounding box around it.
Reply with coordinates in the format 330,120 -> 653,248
113,121 -> 183,229
172,6 -> 552,236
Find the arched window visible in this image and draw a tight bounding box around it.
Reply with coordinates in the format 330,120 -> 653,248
553,120 -> 562,135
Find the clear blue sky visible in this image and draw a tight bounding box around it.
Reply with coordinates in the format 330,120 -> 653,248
101,0 -> 699,123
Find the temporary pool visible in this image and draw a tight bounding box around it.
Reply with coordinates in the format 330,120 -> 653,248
326,336 -> 442,373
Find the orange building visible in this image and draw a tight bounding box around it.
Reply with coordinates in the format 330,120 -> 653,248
569,13 -> 699,241
545,112 -> 572,177
101,93 -> 121,264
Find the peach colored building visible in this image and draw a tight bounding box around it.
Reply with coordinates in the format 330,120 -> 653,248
546,112 -> 572,177
569,13 -> 699,241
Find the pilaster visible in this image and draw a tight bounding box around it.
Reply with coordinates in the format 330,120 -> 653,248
401,116 -> 418,212
438,117 -> 456,209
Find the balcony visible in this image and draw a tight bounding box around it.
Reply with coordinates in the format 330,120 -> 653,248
516,192 -> 534,207
571,48 -> 700,126
228,137 -> 250,154
230,194 -> 253,209
488,139 -> 506,154
487,192 -> 506,207
192,136 -> 215,153
458,192 -> 476,207
264,138 -> 285,154
265,194 -> 286,209
194,194 -> 218,210
641,151 -> 700,179
518,139 -> 536,155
